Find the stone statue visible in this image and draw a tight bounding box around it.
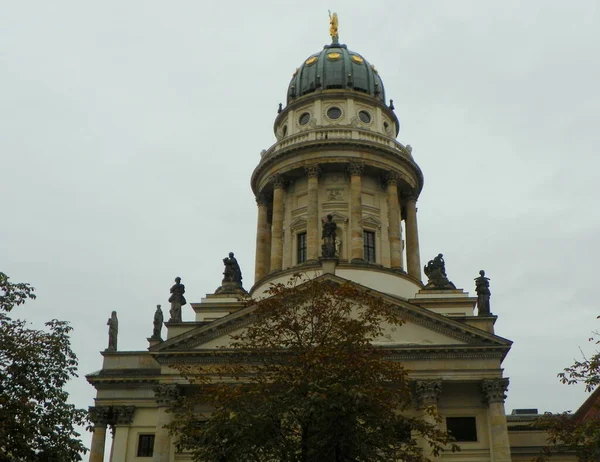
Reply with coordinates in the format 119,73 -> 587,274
168,277 -> 186,323
321,214 -> 337,258
475,270 -> 492,316
222,252 -> 242,284
215,252 -> 246,294
152,305 -> 164,339
423,253 -> 456,290
106,311 -> 118,351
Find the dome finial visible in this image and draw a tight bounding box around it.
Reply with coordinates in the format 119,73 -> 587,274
329,11 -> 339,44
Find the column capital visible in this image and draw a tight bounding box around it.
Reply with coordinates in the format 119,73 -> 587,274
304,164 -> 321,178
404,190 -> 419,202
88,406 -> 112,427
113,405 -> 136,425
255,192 -> 269,206
482,378 -> 509,404
415,380 -> 442,408
384,172 -> 402,186
347,162 -> 365,177
271,174 -> 287,189
153,383 -> 180,406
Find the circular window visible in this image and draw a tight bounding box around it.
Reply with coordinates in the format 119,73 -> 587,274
299,112 -> 310,125
358,111 -> 371,124
327,107 -> 342,120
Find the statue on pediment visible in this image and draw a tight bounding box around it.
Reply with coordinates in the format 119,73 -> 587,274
106,311 -> 118,351
423,253 -> 456,290
475,270 -> 492,316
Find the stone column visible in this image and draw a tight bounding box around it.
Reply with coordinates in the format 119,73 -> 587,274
305,165 -> 321,261
254,193 -> 270,282
385,174 -> 404,270
270,175 -> 286,272
153,384 -> 180,462
111,406 -> 135,462
405,193 -> 422,280
89,406 -> 111,462
416,380 -> 442,461
482,378 -> 511,462
348,162 -> 364,262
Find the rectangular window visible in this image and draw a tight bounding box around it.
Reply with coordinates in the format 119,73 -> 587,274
137,434 -> 155,457
297,232 -> 307,264
363,231 -> 376,263
446,417 -> 477,442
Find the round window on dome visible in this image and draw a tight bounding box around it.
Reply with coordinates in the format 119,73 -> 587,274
358,111 -> 371,124
327,107 -> 342,120
299,112 -> 310,125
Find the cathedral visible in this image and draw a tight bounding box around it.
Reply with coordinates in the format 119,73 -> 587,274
86,17 -> 573,462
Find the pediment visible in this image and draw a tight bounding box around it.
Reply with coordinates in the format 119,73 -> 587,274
151,274 -> 511,356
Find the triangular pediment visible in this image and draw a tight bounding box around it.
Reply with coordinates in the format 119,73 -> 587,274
151,274 -> 511,356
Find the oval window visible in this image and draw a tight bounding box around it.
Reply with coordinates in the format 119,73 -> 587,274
299,112 -> 310,125
327,107 -> 342,120
358,111 -> 371,124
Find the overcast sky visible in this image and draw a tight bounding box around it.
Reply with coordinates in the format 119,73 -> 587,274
2,0 -> 599,455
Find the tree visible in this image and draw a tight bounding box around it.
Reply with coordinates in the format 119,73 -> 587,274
0,272 -> 88,461
536,317 -> 600,461
168,275 -> 458,462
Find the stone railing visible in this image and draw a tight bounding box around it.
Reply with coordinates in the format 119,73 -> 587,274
260,128 -> 413,161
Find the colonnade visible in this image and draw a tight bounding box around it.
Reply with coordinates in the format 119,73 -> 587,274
253,163 -> 423,283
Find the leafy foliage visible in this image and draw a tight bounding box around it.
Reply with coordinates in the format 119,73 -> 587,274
168,275 -> 458,462
535,317 -> 600,461
0,272 -> 88,461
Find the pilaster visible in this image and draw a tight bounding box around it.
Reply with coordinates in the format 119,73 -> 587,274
153,384 -> 180,462
385,173 -> 403,270
482,378 -> 511,462
405,192 -> 422,280
254,193 -> 270,282
270,175 -> 286,272
305,165 -> 321,262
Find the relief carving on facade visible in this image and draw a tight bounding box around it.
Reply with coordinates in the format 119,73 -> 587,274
153,384 -> 180,406
326,189 -> 344,201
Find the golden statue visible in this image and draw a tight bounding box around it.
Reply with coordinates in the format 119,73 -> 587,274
329,11 -> 339,42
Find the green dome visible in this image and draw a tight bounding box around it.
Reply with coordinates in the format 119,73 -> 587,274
287,43 -> 386,105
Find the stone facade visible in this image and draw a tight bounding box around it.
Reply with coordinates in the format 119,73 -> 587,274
86,31 -> 576,462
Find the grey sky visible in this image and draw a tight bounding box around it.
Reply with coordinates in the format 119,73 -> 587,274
2,0 -> 599,454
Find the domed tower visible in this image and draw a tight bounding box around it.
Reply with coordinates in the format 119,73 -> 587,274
251,18 -> 424,298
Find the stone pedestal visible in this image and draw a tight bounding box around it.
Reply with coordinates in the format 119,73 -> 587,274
482,378 -> 511,462
320,257 -> 338,275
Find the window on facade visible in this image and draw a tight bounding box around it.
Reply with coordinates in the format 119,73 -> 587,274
297,232 -> 307,264
363,231 -> 376,263
446,417 -> 477,442
137,434 -> 155,457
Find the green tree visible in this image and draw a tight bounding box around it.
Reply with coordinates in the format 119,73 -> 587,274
0,272 -> 88,461
168,275 -> 458,462
536,318 -> 600,461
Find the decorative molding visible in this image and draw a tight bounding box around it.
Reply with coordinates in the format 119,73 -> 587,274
290,217 -> 308,231
415,380 -> 442,408
321,212 -> 348,224
153,383 -> 180,406
482,378 -> 510,404
384,172 -> 401,186
361,215 -> 381,230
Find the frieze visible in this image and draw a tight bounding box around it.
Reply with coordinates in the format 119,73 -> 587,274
153,383 -> 180,406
